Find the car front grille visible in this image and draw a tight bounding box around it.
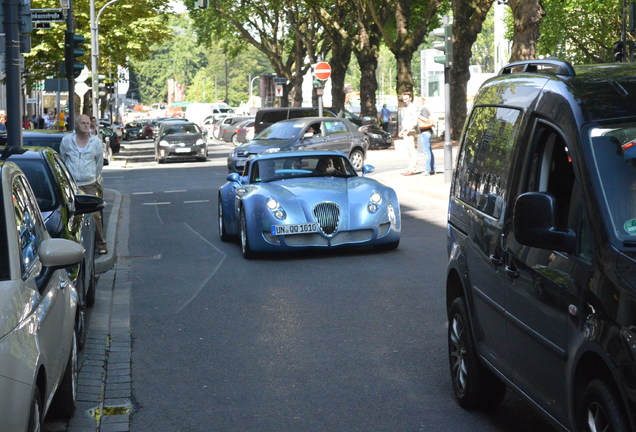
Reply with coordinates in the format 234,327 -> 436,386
313,202 -> 340,236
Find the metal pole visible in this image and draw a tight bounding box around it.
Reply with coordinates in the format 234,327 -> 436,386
443,67 -> 452,183
4,0 -> 23,147
91,0 -> 125,119
66,0 -> 75,129
249,75 -> 260,102
90,0 -> 98,119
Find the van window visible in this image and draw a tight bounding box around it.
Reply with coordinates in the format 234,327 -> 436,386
454,106 -> 522,218
288,109 -> 318,119
261,111 -> 289,125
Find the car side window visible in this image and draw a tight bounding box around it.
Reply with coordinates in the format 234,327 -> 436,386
324,121 -> 348,137
261,112 -> 288,124
526,122 -> 575,230
454,106 -> 522,218
52,154 -> 77,201
13,175 -> 46,278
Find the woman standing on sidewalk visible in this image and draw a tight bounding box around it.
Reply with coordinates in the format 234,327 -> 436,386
60,114 -> 108,254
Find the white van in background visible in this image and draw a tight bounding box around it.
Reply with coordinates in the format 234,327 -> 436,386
185,103 -> 235,127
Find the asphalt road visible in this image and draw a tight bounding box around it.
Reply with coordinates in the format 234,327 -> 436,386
87,137 -> 555,432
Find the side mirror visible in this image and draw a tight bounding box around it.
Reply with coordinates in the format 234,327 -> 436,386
361,164 -> 375,175
74,194 -> 105,215
361,116 -> 376,126
513,192 -> 576,253
303,132 -> 314,139
226,172 -> 242,183
38,238 -> 84,268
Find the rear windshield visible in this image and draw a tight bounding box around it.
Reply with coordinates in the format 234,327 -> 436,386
11,159 -> 58,212
588,122 -> 636,246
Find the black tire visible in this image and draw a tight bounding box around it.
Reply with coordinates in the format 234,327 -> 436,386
27,386 -> 42,432
231,133 -> 240,146
50,332 -> 78,418
578,379 -> 629,432
448,297 -> 506,409
218,196 -> 231,242
240,209 -> 255,259
76,304 -> 86,350
349,149 -> 364,171
86,263 -> 96,307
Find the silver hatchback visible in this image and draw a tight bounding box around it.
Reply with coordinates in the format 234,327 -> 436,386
0,161 -> 84,431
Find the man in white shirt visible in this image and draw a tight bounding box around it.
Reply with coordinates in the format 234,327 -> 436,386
398,91 -> 419,175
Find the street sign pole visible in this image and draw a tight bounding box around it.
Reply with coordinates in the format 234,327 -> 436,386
3,0 -> 23,147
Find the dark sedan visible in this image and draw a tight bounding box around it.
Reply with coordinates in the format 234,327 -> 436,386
0,146 -> 104,348
155,121 -> 208,163
227,117 -> 368,173
219,116 -> 254,143
359,118 -> 393,149
123,120 -> 152,140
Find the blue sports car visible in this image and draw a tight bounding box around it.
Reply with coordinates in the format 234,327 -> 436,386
217,150 -> 401,258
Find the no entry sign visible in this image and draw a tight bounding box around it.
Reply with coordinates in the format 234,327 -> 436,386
313,62 -> 331,80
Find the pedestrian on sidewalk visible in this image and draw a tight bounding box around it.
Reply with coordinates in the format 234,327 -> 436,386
378,104 -> 391,132
60,114 -> 108,254
418,97 -> 435,175
0,110 -> 7,131
398,91 -> 419,176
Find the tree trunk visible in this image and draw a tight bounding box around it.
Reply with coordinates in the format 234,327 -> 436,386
508,0 -> 545,61
450,0 -> 494,140
329,38 -> 352,111
355,12 -> 381,118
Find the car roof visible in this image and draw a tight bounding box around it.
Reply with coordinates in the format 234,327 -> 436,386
0,145 -> 51,161
277,116 -> 348,123
250,150 -> 347,162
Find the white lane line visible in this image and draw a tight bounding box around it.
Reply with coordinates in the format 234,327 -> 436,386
142,202 -> 171,205
165,189 -> 186,193
132,191 -> 153,195
183,200 -> 210,204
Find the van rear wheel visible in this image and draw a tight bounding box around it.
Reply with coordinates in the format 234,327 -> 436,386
448,297 -> 506,409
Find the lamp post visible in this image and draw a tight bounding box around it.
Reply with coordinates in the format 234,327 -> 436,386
249,75 -> 260,105
90,0 -> 126,119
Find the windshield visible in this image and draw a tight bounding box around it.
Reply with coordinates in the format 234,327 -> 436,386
254,121 -> 305,141
163,124 -> 200,135
588,122 -> 636,246
250,155 -> 357,183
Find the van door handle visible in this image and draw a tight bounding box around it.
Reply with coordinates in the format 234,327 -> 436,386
505,266 -> 520,278
489,255 -> 504,266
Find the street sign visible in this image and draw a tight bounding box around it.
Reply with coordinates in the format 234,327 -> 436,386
31,9 -> 65,22
35,22 -> 51,29
313,62 -> 331,81
75,66 -> 89,83
75,81 -> 90,97
273,77 -> 287,84
275,84 -> 283,97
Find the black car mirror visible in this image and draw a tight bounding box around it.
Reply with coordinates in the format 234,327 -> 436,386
361,116 -> 376,126
513,192 -> 576,253
74,194 -> 105,215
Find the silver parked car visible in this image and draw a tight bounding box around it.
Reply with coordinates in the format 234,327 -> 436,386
0,160 -> 84,431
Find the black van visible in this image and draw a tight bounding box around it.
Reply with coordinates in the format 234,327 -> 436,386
446,60 -> 636,432
254,107 -> 362,134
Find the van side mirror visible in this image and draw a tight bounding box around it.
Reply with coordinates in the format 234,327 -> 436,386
513,192 -> 576,253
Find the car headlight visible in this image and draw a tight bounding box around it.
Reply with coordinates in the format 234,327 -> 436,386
267,198 -> 286,220
368,192 -> 382,213
159,140 -> 169,147
263,147 -> 280,154
196,138 -> 205,145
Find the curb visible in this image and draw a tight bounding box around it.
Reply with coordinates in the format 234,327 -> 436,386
95,188 -> 121,275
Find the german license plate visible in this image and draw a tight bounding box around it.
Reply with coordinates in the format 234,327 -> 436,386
271,223 -> 318,236
175,147 -> 191,153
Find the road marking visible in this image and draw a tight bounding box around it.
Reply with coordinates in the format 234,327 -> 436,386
184,200 -> 209,204
132,191 -> 153,195
165,189 -> 186,193
142,202 -> 170,205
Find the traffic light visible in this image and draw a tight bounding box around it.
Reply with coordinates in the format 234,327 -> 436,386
614,41 -> 625,62
97,74 -> 107,97
65,31 -> 86,79
431,23 -> 453,68
312,77 -> 325,89
105,82 -> 115,94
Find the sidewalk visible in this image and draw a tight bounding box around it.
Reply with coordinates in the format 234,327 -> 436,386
44,188 -> 132,432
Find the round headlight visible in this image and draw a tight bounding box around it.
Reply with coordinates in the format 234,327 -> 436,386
267,198 -> 279,210
370,192 -> 382,204
159,140 -> 169,146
